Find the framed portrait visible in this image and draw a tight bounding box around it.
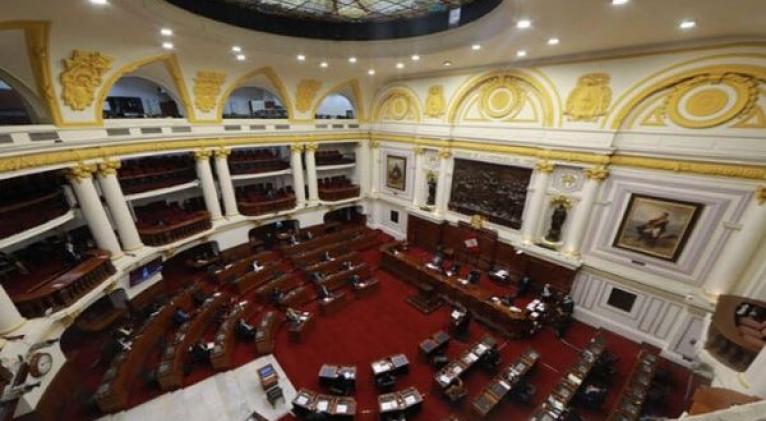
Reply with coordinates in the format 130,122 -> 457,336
612,194 -> 703,262
386,155 -> 407,191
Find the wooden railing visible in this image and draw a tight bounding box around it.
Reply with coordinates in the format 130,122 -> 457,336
229,158 -> 289,175
238,195 -> 296,216
0,191 -> 70,240
137,211 -> 211,246
13,250 -> 115,318
118,166 -> 196,195
318,185 -> 360,202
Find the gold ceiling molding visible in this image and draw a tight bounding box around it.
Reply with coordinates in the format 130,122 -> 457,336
216,66 -> 294,123
60,50 -> 113,111
445,69 -> 556,126
565,73 -> 612,122
756,186 -> 766,205
295,79 -> 322,113
193,71 -> 226,113
609,155 -> 766,180
732,105 -> 766,129
423,85 -> 446,119
309,79 -> 366,121
608,63 -> 766,130
665,72 -> 758,129
373,86 -> 422,122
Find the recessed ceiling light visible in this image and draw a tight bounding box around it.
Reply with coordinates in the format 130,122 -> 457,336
296,54 -> 306,61
160,28 -> 173,36
443,61 -> 452,67
679,19 -> 696,29
516,19 -> 532,29
236,54 -> 246,61
547,38 -> 560,45
320,61 -> 328,68
611,0 -> 629,5
471,44 -> 481,51
89,0 -> 108,5
368,69 -> 376,76
396,62 -> 404,69
516,50 -> 527,57
162,42 -> 174,50
348,57 -> 357,63
231,46 -> 242,53
411,54 -> 420,61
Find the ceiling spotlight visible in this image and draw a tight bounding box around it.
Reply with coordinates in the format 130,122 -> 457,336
679,19 -> 696,29
297,54 -> 306,61
443,60 -> 453,67
320,61 -> 328,68
516,19 -> 532,29
162,42 -> 174,50
89,0 -> 108,5
368,69 -> 376,76
547,38 -> 560,45
236,54 -> 246,61
516,50 -> 527,57
396,62 -> 404,69
471,44 -> 481,51
611,0 -> 629,5
411,54 -> 420,61
348,56 -> 357,63
160,28 -> 173,36
231,46 -> 242,53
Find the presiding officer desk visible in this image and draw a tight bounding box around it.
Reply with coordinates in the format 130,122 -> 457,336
381,242 -> 532,339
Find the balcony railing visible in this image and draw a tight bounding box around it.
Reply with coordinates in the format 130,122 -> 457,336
13,250 -> 116,318
137,211 -> 212,246
238,195 -> 296,217
0,191 -> 70,240
118,166 -> 196,195
319,185 -> 360,202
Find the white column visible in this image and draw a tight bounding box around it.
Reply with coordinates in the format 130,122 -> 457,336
97,159 -> 143,251
0,284 -> 25,334
411,146 -> 425,207
304,143 -> 319,203
562,166 -> 609,256
434,148 -> 452,216
704,186 -> 766,296
68,163 -> 123,258
194,150 -> 223,221
521,160 -> 555,244
370,141 -> 381,196
355,141 -> 371,196
213,148 -> 239,218
289,144 -> 307,206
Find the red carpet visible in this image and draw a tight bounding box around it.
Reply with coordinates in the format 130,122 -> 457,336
59,230 -> 702,421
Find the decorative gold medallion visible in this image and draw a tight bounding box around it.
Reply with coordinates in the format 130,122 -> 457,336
565,73 -> 612,122
479,76 -> 524,119
665,73 -> 757,129
193,71 -> 226,113
424,85 -> 446,118
59,50 -> 113,111
295,79 -> 322,113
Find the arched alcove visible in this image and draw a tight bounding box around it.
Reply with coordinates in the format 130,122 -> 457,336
224,86 -> 287,119
103,76 -> 183,119
0,78 -> 33,125
315,93 -> 355,119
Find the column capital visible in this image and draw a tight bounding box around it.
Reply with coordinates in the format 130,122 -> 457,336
756,185 -> 766,206
437,148 -> 451,159
97,159 -> 121,176
305,142 -> 318,152
585,165 -> 609,181
194,149 -> 212,161
68,162 -> 97,182
370,141 -> 381,149
413,146 -> 426,155
550,195 -> 573,208
535,160 -> 555,173
213,147 -> 231,158
290,143 -> 305,153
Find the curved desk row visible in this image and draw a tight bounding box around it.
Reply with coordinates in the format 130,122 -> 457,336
210,300 -> 258,371
138,211 -> 211,246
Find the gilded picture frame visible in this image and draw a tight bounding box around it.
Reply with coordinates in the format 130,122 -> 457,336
612,194 -> 703,262
386,155 -> 407,191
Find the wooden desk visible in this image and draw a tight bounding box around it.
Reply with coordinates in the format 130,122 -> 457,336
378,387 -> 424,418
434,335 -> 498,390
419,330 -> 451,358
290,230 -> 378,268
352,277 -> 380,298
471,347 -> 540,417
281,226 -> 364,257
210,300 -> 258,370
305,252 -> 364,275
255,311 -> 280,355
318,364 -> 357,393
232,264 -> 281,294
607,350 -> 660,421
279,285 -> 316,307
380,243 -> 531,339
530,334 -> 607,420
208,250 -> 276,285
319,292 -> 348,315
319,263 -> 372,292
371,354 -> 410,378
288,311 -> 314,342
292,388 -> 358,419
254,274 -> 304,303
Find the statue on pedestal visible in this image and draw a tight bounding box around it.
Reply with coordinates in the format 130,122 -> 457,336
426,172 -> 437,206
545,202 -> 569,243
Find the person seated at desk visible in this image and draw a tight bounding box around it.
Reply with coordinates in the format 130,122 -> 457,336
445,262 -> 461,277
577,384 -> 607,409
489,267 -> 510,283
62,239 -> 82,266
319,284 -> 332,301
236,319 -> 256,340
466,269 -> 481,284
310,272 -> 326,286
321,250 -> 333,262
425,250 -> 445,271
450,303 -> 471,336
517,275 -> 531,296
304,230 -> 314,241
541,283 -> 555,302
270,288 -> 285,306
263,232 -> 274,249
286,307 -> 310,328
252,259 -> 264,272
341,260 -> 354,271
500,295 -> 516,307
348,274 -> 362,288
289,234 -> 299,245
188,341 -> 212,363
172,307 -> 191,326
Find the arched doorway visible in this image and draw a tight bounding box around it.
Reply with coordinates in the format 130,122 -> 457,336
103,76 -> 183,119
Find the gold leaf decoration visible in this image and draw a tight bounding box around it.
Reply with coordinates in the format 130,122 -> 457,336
478,76 -> 525,120
60,50 -> 113,111
193,71 -> 226,112
424,85 -> 446,118
565,73 -> 612,122
665,72 -> 758,129
295,79 -> 322,113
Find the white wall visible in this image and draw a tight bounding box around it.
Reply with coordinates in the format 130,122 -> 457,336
316,94 -> 354,118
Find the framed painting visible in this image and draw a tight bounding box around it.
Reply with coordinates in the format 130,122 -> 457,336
612,194 -> 703,262
386,155 -> 407,191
